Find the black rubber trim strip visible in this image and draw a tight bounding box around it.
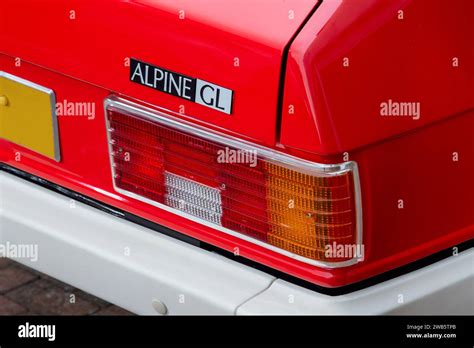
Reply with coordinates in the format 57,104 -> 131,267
275,0 -> 323,143
1,163 -> 472,296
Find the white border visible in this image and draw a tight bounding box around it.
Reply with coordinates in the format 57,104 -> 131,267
104,95 -> 363,268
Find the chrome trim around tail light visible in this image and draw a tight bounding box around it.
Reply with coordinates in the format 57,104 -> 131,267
104,95 -> 363,268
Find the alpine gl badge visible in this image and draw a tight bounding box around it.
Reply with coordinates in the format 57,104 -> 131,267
130,58 -> 233,115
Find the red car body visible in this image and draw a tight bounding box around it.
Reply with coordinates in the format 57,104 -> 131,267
0,0 -> 472,289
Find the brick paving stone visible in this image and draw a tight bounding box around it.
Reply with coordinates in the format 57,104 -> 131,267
1,260 -> 132,315
0,258 -> 12,269
8,283 -> 100,315
35,278 -> 55,289
0,295 -> 27,315
0,266 -> 38,293
6,280 -> 47,304
39,275 -> 75,292
94,305 -> 134,316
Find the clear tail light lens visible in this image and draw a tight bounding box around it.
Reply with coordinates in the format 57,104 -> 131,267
105,97 -> 362,267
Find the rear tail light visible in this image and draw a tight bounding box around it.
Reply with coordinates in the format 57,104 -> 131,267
105,97 -> 362,267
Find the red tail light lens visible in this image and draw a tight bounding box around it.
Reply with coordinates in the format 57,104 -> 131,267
105,97 -> 362,267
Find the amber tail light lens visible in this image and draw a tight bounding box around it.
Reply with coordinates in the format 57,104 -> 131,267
105,96 -> 362,267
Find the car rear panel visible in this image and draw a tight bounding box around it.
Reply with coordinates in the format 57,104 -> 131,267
0,0 -> 318,146
1,0 -> 472,290
279,0 -> 474,154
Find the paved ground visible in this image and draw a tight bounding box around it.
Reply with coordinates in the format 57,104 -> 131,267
0,258 -> 133,315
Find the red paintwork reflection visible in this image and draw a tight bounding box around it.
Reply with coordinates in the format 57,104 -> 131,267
280,0 -> 473,155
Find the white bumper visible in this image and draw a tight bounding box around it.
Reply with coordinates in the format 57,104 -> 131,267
0,170 -> 472,315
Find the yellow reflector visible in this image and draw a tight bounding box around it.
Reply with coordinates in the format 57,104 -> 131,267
0,71 -> 60,161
